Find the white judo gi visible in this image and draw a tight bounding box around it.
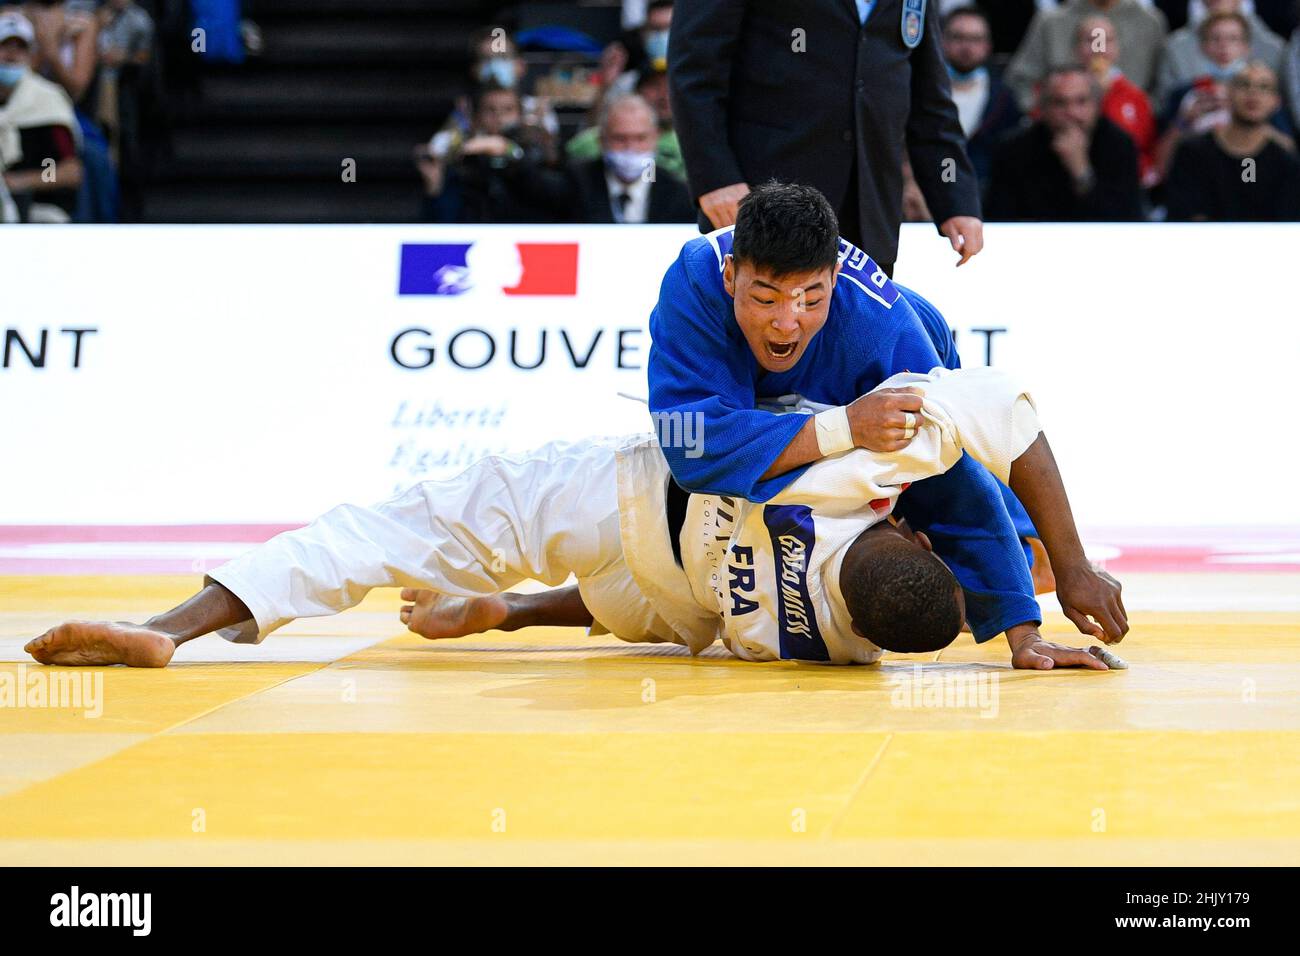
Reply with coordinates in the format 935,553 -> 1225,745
207,367 -> 1040,663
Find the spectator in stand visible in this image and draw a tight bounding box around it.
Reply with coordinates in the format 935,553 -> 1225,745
566,65 -> 685,181
1156,0 -> 1284,103
567,92 -> 693,223
22,0 -> 119,221
97,1 -> 152,97
0,10 -> 82,222
1153,12 -> 1284,175
942,6 -> 1023,187
1007,0 -> 1168,110
1075,14 -> 1159,184
986,66 -> 1144,220
594,0 -> 673,101
1165,59 -> 1300,218
638,0 -> 674,73
470,28 -> 527,92
441,29 -> 559,147
1164,11 -> 1251,117
415,84 -> 569,224
937,0 -> 1042,53
628,65 -> 684,178
24,0 -> 98,104
96,0 -> 152,219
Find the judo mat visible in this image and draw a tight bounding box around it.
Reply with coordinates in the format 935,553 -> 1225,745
2,569 -> 1298,866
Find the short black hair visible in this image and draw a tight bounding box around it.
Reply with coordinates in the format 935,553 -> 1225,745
841,538 -> 963,654
941,5 -> 990,33
731,181 -> 840,277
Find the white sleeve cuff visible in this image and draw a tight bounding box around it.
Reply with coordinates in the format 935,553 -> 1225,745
1009,394 -> 1042,462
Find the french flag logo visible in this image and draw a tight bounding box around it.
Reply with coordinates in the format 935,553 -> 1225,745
398,241 -> 579,296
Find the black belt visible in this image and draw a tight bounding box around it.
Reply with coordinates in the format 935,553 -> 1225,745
665,475 -> 690,568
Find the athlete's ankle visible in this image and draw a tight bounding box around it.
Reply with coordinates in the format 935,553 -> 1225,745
495,592 -> 530,631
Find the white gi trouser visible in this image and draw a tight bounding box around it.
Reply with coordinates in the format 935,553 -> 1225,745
207,438 -> 677,646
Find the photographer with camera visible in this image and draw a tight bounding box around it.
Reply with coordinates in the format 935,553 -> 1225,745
415,83 -> 571,224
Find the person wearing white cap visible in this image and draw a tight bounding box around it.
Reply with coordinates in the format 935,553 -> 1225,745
0,10 -> 82,222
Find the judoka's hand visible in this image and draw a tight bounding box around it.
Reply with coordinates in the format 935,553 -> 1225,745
1053,562 -> 1128,644
847,387 -> 925,452
698,182 -> 750,229
1007,626 -> 1109,671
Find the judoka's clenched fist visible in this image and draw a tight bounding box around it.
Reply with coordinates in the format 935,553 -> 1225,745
847,387 -> 925,453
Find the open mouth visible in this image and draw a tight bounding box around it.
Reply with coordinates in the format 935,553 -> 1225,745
766,340 -> 798,361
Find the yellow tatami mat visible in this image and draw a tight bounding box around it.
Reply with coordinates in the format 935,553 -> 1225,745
1,575 -> 1298,865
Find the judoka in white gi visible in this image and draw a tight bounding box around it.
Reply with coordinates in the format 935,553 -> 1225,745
25,367 -> 1127,671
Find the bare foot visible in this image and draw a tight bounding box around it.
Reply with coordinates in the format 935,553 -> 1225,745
399,588 -> 509,640
25,621 -> 176,668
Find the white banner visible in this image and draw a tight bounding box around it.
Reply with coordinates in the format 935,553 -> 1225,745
2,222 -> 1297,529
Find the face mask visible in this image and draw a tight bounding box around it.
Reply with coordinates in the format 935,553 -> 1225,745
946,64 -> 987,85
1207,58 -> 1246,82
643,29 -> 669,63
0,63 -> 26,88
605,149 -> 656,183
476,58 -> 518,88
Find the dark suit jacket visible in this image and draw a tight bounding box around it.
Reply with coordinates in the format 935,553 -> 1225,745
569,158 -> 697,224
420,155 -> 574,224
984,117 -> 1144,222
668,0 -> 980,266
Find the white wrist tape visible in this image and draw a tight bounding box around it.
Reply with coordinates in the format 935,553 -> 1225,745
813,406 -> 854,457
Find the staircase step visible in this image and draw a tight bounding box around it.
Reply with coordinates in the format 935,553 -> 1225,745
254,17 -> 477,64
191,66 -> 458,122
143,1 -> 524,222
141,180 -> 424,223
243,0 -> 494,20
160,124 -> 434,181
